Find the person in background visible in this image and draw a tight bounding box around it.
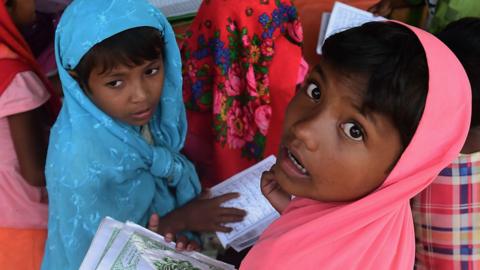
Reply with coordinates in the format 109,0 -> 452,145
20,0 -> 71,96
181,0 -> 308,188
412,17 -> 480,269
369,0 -> 480,33
0,0 -> 60,269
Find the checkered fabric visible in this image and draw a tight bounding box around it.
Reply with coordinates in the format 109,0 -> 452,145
413,152 -> 480,269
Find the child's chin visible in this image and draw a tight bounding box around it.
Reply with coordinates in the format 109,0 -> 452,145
125,116 -> 153,126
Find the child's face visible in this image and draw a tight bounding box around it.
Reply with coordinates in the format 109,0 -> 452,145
273,60 -> 403,202
86,58 -> 164,126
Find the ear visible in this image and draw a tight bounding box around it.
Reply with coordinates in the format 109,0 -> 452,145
67,70 -> 91,94
67,70 -> 79,79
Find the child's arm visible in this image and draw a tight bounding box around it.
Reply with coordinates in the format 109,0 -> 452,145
261,167 -> 291,213
368,0 -> 420,16
8,106 -> 50,187
149,191 -> 246,250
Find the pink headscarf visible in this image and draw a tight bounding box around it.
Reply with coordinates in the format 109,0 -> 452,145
240,22 -> 471,269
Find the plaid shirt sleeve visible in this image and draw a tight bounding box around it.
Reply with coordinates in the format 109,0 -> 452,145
412,152 -> 480,270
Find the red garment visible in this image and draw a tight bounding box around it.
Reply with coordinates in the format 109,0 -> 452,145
182,0 -> 303,187
0,2 -> 60,119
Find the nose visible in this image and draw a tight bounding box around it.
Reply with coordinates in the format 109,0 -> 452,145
290,108 -> 325,151
130,81 -> 148,103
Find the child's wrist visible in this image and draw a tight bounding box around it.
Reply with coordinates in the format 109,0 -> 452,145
172,210 -> 188,232
159,209 -> 188,233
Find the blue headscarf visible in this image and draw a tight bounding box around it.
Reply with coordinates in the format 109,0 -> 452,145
42,0 -> 201,269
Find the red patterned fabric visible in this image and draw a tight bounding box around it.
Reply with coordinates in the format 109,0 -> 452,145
181,0 -> 304,187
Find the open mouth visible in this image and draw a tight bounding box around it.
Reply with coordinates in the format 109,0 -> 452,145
286,148 -> 308,175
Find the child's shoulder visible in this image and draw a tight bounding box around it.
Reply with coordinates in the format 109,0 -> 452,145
0,71 -> 50,118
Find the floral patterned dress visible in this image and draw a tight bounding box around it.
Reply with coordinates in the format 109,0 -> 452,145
181,0 -> 305,187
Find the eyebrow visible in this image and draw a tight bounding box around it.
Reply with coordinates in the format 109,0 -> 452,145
98,66 -> 129,77
145,58 -> 162,67
101,59 -> 161,78
312,64 -> 328,84
351,102 -> 380,128
105,71 -> 127,77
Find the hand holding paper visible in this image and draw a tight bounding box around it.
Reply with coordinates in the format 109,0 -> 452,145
260,165 -> 292,213
80,217 -> 236,270
210,155 -> 280,251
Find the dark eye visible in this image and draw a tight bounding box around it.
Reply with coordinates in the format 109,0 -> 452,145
145,67 -> 159,76
106,80 -> 123,88
305,83 -> 321,101
341,122 -> 364,141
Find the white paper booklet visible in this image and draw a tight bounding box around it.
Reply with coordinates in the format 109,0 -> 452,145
210,155 -> 279,252
316,2 -> 386,54
80,217 -> 236,270
149,0 -> 202,19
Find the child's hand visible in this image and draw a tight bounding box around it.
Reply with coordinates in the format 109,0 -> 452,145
179,191 -> 247,233
148,191 -> 246,238
368,0 -> 394,16
148,213 -> 201,251
368,0 -> 411,16
261,165 -> 291,213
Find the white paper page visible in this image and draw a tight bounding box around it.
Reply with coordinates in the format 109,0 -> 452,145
124,222 -> 236,270
80,217 -> 124,270
140,248 -> 214,270
229,209 -> 278,252
82,217 -> 236,270
94,225 -> 135,269
210,155 -> 279,250
149,0 -> 202,18
316,12 -> 331,55
316,1 -> 386,54
95,221 -> 235,270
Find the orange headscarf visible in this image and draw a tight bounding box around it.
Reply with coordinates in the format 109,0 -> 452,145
241,21 -> 471,269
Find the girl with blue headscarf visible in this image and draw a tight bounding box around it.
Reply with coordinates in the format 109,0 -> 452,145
42,0 -> 245,269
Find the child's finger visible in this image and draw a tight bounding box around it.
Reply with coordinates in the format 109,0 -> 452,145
199,188 -> 211,199
147,213 -> 160,232
164,232 -> 175,242
261,178 -> 278,193
219,214 -> 245,223
377,5 -> 392,16
261,170 -> 276,185
186,240 -> 201,251
215,223 -> 233,233
367,3 -> 379,13
219,207 -> 246,217
176,235 -> 188,251
214,192 -> 240,203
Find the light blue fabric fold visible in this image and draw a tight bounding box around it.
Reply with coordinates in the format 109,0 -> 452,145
42,0 -> 201,269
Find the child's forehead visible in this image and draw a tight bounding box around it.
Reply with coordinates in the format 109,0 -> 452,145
93,58 -> 162,76
308,62 -> 367,99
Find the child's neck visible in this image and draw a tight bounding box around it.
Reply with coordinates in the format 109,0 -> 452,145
461,126 -> 480,154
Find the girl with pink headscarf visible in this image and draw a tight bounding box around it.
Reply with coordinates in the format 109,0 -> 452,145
241,21 -> 471,269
